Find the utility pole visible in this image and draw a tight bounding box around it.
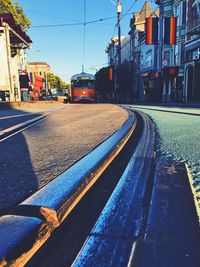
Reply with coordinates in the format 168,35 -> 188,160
117,0 -> 122,65
4,23 -> 15,102
158,0 -> 163,73
45,72 -> 48,99
156,0 -> 165,101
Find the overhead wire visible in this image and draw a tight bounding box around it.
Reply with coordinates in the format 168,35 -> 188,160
26,9 -> 80,22
110,0 -> 138,38
30,2 -> 158,30
30,15 -> 117,28
121,0 -> 138,22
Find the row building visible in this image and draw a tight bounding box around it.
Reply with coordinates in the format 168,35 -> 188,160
105,0 -> 200,103
0,13 -> 51,102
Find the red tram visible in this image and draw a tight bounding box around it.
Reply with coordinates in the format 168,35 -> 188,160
71,73 -> 96,103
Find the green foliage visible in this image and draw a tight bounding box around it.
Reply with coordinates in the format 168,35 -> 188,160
96,67 -> 114,102
47,72 -> 67,90
0,0 -> 31,30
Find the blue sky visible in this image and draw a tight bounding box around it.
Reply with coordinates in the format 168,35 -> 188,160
18,0 -> 157,82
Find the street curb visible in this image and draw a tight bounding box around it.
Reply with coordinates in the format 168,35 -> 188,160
138,162 -> 200,267
185,163 -> 200,224
0,101 -> 64,110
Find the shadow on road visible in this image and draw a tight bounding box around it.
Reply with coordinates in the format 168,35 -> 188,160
0,129 -> 39,215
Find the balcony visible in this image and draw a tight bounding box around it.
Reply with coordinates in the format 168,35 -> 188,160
187,17 -> 200,36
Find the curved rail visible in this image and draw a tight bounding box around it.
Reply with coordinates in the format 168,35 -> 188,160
0,110 -> 136,266
72,110 -> 155,266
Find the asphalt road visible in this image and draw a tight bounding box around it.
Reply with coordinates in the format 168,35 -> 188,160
0,104 -> 128,212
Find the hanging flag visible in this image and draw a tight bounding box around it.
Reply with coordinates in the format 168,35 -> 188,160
109,67 -> 113,81
29,72 -> 36,84
145,17 -> 159,45
164,17 -> 177,45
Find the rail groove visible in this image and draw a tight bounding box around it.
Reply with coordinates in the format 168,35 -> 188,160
72,110 -> 155,266
0,109 -> 136,267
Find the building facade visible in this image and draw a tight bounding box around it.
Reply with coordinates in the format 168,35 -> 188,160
160,0 -> 187,102
129,2 -> 159,102
184,0 -> 200,102
139,34 -> 160,102
0,14 -> 32,102
105,36 -> 131,102
106,36 -> 130,65
26,62 -> 51,100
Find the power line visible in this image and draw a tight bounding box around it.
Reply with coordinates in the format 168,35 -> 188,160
30,15 -> 117,28
121,0 -> 138,21
26,9 -> 80,22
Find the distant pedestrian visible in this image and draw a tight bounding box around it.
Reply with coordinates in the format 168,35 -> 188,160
19,70 -> 30,101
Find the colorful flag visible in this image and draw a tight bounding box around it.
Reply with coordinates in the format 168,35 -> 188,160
164,17 -> 177,45
109,67 -> 113,81
145,17 -> 159,45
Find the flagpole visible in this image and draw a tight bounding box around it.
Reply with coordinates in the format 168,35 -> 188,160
157,0 -> 166,102
158,0 -> 163,74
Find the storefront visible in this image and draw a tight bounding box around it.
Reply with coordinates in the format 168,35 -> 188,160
140,71 -> 161,103
0,14 -> 31,102
184,40 -> 200,102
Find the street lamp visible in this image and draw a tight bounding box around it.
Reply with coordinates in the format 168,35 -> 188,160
109,0 -> 122,65
117,0 -> 122,65
155,0 -> 165,101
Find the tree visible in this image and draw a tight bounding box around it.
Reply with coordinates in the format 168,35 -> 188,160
96,67 -> 114,102
0,0 -> 31,30
47,72 -> 67,91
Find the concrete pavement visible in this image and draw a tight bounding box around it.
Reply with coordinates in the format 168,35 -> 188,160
0,104 -> 128,212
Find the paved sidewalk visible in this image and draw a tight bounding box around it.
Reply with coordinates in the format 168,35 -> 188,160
140,162 -> 200,267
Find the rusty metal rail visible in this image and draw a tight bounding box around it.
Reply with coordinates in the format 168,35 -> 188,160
0,110 -> 136,266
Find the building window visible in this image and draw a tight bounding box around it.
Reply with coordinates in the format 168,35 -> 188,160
182,1 -> 186,25
163,51 -> 171,66
180,43 -> 185,64
174,44 -> 179,66
145,51 -> 152,68
174,4 -> 180,26
174,1 -> 187,26
192,1 -> 200,17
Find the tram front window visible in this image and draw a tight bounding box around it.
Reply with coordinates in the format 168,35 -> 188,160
73,80 -> 94,88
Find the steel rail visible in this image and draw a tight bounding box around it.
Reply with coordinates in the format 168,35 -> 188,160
72,110 -> 155,266
0,109 -> 136,267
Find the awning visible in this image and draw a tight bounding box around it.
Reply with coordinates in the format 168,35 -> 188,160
0,13 -> 32,45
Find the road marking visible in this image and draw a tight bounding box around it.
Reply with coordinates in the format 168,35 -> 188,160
0,109 -> 61,142
0,113 -> 42,120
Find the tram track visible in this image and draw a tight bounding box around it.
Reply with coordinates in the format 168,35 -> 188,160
0,109 -> 155,267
